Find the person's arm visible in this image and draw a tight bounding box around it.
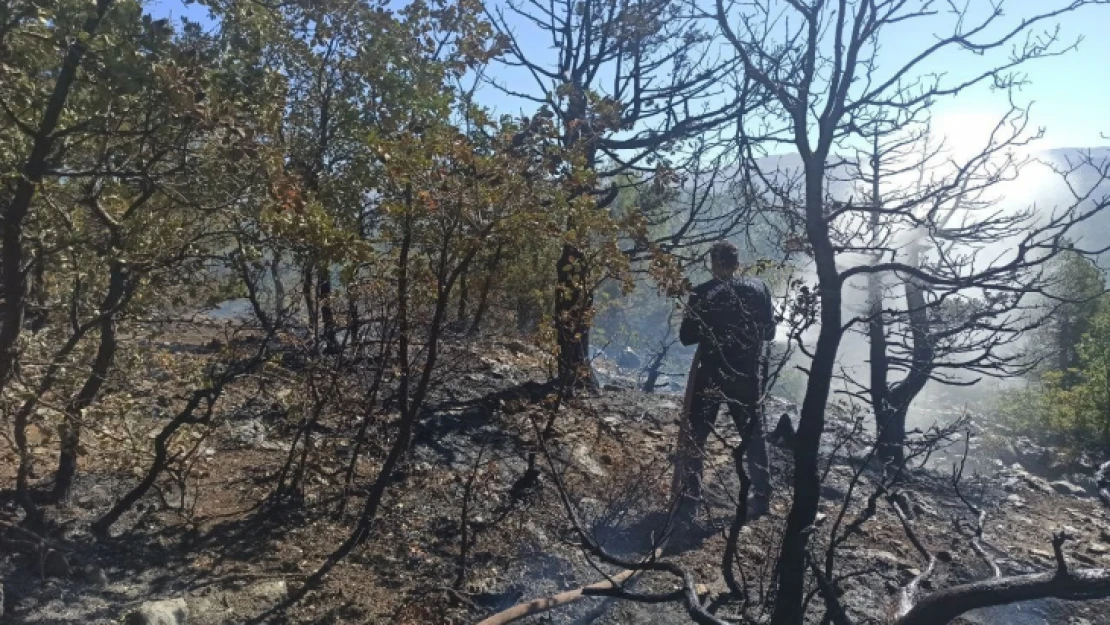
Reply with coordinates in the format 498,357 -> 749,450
760,281 -> 776,342
679,293 -> 702,346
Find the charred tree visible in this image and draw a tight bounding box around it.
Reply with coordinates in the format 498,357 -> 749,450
489,0 -> 743,387
711,1 -> 1110,623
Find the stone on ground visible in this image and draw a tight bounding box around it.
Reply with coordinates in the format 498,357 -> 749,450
1051,480 -> 1089,498
125,598 -> 188,625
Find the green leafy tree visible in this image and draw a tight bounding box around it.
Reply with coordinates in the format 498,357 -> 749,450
1006,295 -> 1110,450
1032,249 -> 1106,379
1,0 -> 258,507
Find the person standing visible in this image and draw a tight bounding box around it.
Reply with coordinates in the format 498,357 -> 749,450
673,241 -> 776,525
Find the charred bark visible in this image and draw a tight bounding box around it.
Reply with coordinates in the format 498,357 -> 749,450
468,243 -> 502,337
554,242 -> 594,388
773,163 -> 842,625
874,277 -> 933,467
52,261 -> 128,501
318,266 -> 339,353
895,568 -> 1110,625
0,0 -> 115,390
456,265 -> 470,325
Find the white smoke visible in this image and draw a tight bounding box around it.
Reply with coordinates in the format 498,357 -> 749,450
768,141 -> 1109,428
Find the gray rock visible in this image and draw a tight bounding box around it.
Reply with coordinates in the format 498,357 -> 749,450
616,347 -> 641,370
82,566 -> 109,588
1017,471 -> 1052,493
505,340 -> 531,355
260,439 -> 291,452
1097,461 -> 1110,493
861,549 -> 909,569
229,418 -> 268,448
125,598 -> 188,625
1074,552 -> 1098,566
1051,480 -> 1089,498
572,444 -> 607,477
244,580 -> 287,604
911,498 -> 937,518
820,483 -> 846,500
1069,473 -> 1098,491
41,549 -> 71,578
1014,437 -> 1051,467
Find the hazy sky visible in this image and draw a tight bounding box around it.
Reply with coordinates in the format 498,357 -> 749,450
150,0 -> 1109,151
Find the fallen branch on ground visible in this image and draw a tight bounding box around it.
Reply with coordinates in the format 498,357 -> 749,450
474,567 -> 644,625
893,565 -> 1110,625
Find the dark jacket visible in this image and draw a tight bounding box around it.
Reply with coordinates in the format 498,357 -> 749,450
680,276 -> 775,372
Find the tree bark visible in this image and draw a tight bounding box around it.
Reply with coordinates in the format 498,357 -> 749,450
300,191 -> 479,589
555,242 -> 594,388
345,284 -> 360,350
302,262 -> 317,345
877,274 -> 933,466
270,251 -> 285,325
457,265 -> 470,324
27,245 -> 47,333
895,569 -> 1110,625
0,0 -> 114,391
641,348 -> 668,393
469,243 -> 503,336
94,387 -> 218,535
773,162 -> 842,625
318,265 -> 339,353
52,261 -> 127,501
876,406 -> 908,466
867,135 -> 933,467
238,250 -> 275,334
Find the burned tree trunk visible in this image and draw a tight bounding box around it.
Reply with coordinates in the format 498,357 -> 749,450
456,265 -> 470,325
554,242 -> 594,388
894,568 -> 1110,625
271,251 -> 286,326
318,265 -> 339,353
469,243 -> 503,337
0,0 -> 115,391
302,262 -> 317,345
874,273 -> 934,467
345,286 -> 361,350
774,164 -> 844,625
52,262 -> 128,501
641,355 -> 666,393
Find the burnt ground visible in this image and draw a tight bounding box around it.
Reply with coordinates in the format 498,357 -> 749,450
2,336 -> 1110,625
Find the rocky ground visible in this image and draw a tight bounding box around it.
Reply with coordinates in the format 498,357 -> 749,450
2,336 -> 1110,624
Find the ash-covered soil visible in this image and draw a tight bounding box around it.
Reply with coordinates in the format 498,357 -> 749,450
2,337 -> 1109,624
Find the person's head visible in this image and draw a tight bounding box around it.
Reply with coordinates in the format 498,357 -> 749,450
709,241 -> 740,279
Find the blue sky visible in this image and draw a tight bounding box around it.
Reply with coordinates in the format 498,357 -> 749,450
150,0 -> 1109,150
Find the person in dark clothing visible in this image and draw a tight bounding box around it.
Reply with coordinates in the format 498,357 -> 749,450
675,241 -> 776,524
